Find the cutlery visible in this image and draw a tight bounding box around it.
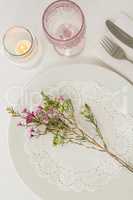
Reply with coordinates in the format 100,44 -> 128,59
100,36 -> 133,64
106,20 -> 133,48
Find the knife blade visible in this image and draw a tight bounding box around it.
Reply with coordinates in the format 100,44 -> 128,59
106,20 -> 133,48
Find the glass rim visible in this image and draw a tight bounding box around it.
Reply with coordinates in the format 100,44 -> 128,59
3,26 -> 34,57
42,0 -> 85,42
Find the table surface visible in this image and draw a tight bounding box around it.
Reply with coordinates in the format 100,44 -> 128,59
1,0 -> 133,199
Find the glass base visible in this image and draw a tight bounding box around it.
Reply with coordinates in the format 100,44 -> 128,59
54,37 -> 85,57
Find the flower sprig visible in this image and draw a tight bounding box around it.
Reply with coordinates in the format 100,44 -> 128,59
81,104 -> 107,148
7,92 -> 133,173
7,92 -> 75,144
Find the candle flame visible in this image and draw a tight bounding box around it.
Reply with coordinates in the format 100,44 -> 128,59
16,40 -> 31,55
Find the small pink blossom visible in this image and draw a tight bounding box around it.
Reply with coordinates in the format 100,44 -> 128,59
55,96 -> 64,102
47,108 -> 58,117
58,96 -> 64,101
35,105 -> 43,115
47,108 -> 54,115
26,112 -> 35,124
27,127 -> 35,138
38,105 -> 43,110
22,108 -> 28,113
17,122 -> 23,126
43,114 -> 49,124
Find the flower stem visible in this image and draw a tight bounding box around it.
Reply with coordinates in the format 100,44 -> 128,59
106,149 -> 133,173
71,127 -> 133,173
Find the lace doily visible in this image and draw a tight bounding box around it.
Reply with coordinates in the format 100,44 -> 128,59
24,81 -> 133,192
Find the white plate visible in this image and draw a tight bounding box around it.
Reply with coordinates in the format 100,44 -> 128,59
8,63 -> 133,200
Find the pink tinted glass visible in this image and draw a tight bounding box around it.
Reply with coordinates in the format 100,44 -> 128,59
42,0 -> 85,56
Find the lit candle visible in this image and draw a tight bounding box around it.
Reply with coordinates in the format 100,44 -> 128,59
15,40 -> 31,55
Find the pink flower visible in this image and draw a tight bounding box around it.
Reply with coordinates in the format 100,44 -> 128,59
47,108 -> 57,117
43,114 -> 49,124
27,127 -> 35,138
26,112 -> 35,124
38,105 -> 43,110
22,108 -> 28,113
47,108 -> 54,115
58,96 -> 64,101
17,122 -> 23,126
55,96 -> 64,102
35,105 -> 43,115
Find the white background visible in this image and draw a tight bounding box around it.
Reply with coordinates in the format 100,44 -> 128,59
0,0 -> 133,199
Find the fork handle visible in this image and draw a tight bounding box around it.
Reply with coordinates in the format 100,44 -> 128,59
126,57 -> 133,64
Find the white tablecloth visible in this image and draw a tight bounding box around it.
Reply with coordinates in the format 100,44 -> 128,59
1,0 -> 133,199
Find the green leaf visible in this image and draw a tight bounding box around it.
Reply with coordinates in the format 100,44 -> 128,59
81,104 -> 96,124
6,107 -> 20,117
81,104 -> 91,117
41,91 -> 50,102
61,99 -> 74,118
58,105 -> 64,113
53,134 -> 63,146
67,99 -> 74,111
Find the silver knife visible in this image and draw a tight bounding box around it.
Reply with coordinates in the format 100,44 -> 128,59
106,20 -> 133,48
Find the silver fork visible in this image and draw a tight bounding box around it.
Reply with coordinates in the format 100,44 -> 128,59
100,36 -> 133,64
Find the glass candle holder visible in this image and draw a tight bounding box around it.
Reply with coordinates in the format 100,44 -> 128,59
3,26 -> 35,60
42,0 -> 85,56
